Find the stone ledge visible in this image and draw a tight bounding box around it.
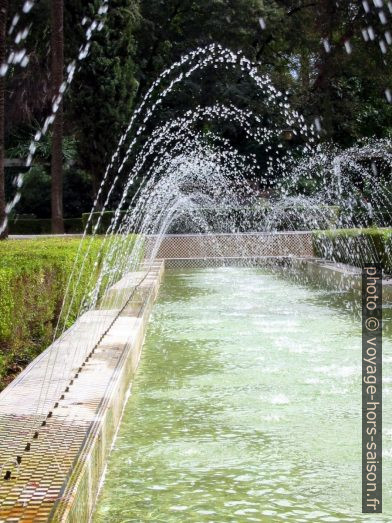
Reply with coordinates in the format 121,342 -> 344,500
0,261 -> 164,522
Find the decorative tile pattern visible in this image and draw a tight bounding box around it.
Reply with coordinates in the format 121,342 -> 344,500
145,232 -> 314,261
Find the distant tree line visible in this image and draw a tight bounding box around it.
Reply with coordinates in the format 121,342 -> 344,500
0,0 -> 391,236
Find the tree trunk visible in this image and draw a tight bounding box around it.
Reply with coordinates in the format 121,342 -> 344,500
51,0 -> 64,234
0,0 -> 8,240
313,0 -> 338,138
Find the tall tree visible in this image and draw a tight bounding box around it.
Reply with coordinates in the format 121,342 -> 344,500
67,0 -> 140,202
51,0 -> 64,233
0,0 -> 7,239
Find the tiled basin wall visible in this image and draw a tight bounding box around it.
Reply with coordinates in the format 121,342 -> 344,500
145,232 -> 315,261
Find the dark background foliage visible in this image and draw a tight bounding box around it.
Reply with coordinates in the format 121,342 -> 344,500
4,0 -> 392,218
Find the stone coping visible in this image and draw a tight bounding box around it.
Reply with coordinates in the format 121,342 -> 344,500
0,261 -> 164,522
289,257 -> 392,293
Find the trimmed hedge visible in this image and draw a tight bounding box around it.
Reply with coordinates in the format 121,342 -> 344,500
0,236 -> 136,389
82,204 -> 340,235
313,228 -> 392,274
8,218 -> 83,234
82,211 -> 129,234
168,204 -> 340,233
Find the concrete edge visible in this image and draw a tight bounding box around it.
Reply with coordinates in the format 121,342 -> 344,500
50,261 -> 165,522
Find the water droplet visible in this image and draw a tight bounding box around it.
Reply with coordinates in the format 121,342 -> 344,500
314,118 -> 322,132
344,40 -> 352,54
23,1 -> 34,14
379,40 -> 387,53
379,11 -> 387,24
368,26 -> 376,40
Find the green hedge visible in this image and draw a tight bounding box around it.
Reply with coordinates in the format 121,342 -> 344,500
64,218 -> 83,233
8,218 -> 83,234
82,211 -> 129,234
313,228 -> 392,274
82,204 -> 340,235
168,204 -> 340,233
0,236 -> 136,389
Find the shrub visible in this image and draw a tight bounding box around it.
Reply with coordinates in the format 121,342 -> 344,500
0,236 -> 137,388
8,218 -> 83,234
82,211 -> 129,234
8,218 -> 51,234
167,204 -> 340,233
269,204 -> 340,231
64,218 -> 83,233
313,228 -> 392,274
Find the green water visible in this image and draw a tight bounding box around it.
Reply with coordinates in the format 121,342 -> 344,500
94,268 -> 392,522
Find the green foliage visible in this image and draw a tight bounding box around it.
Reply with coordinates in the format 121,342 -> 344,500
82,211 -> 129,233
166,203 -> 336,233
5,164 -> 93,220
0,237 -> 131,388
136,0 -> 267,82
313,228 -> 392,274
5,0 -> 392,221
67,0 -> 140,191
63,218 -> 84,233
8,131 -> 78,167
8,218 -> 83,234
6,131 -> 93,219
135,0 -> 392,145
133,0 -> 284,168
12,165 -> 51,219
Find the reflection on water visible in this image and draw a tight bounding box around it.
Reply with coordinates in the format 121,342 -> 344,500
94,267 -> 392,522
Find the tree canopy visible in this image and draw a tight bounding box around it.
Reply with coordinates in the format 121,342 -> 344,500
3,0 -> 392,219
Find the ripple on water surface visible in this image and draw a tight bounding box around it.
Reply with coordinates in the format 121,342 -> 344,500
94,268 -> 392,522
